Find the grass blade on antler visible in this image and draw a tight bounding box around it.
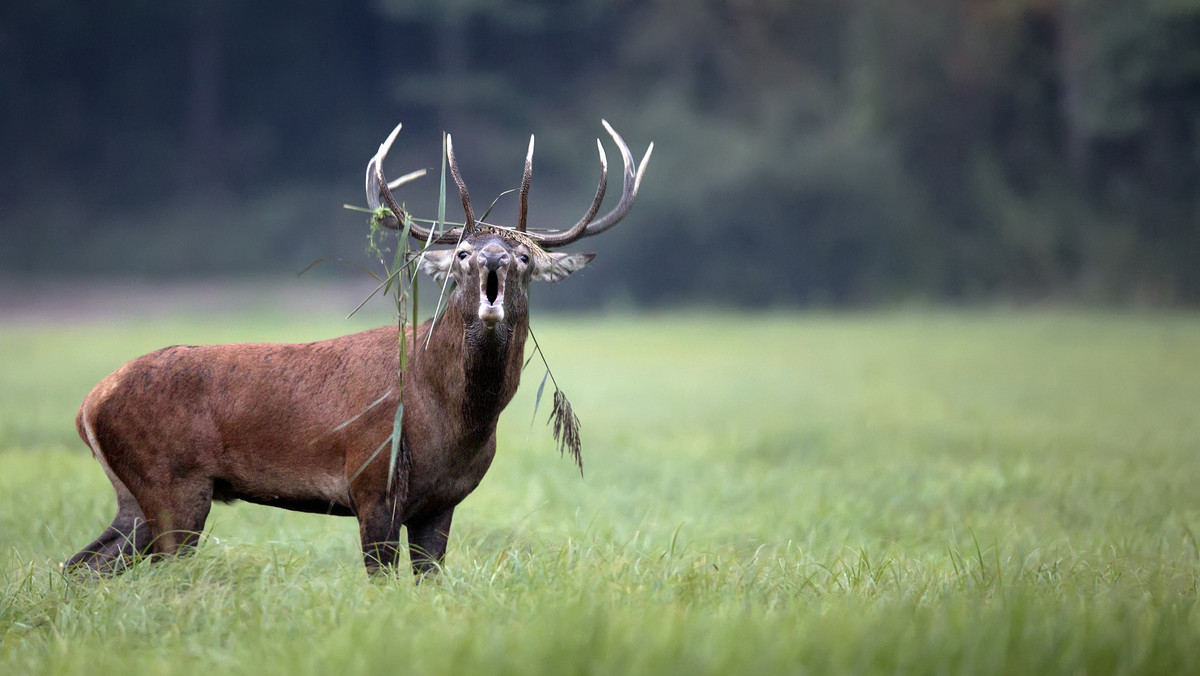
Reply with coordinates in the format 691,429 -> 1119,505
296,257 -> 330,278
384,211 -> 414,297
410,132 -> 449,278
347,267 -> 401,319
298,256 -> 384,282
531,369 -> 550,429
331,388 -> 394,434
477,188 -> 517,225
426,133 -> 457,348
350,433 -> 392,484
386,401 -> 405,498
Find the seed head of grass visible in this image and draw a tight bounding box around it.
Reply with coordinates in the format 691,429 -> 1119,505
550,389 -> 583,475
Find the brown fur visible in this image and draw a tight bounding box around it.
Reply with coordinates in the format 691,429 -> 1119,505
66,233 -> 555,576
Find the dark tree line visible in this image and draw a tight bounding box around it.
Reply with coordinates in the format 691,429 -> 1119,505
2,0 -> 1198,306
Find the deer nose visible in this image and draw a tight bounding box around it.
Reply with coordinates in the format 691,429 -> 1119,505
479,249 -> 509,271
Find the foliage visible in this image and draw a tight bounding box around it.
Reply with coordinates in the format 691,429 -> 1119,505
3,309 -> 1200,674
1,1 -> 1199,304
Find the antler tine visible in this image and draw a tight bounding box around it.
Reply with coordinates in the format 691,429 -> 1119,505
527,120 -> 648,248
517,135 -> 534,233
581,138 -> 609,228
365,122 -> 461,244
578,120 -> 652,238
634,142 -> 653,194
389,169 -> 428,191
446,134 -> 476,233
524,138 -> 607,249
364,122 -> 405,224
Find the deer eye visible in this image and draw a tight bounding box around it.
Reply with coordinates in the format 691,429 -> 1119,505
457,250 -> 469,260
519,254 -> 529,264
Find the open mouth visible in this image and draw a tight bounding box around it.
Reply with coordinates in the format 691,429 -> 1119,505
478,270 -> 505,325
486,271 -> 499,305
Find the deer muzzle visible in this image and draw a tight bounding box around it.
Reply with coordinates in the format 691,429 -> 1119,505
477,249 -> 509,326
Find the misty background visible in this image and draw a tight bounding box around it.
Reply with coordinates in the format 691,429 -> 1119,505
2,0 -> 1199,309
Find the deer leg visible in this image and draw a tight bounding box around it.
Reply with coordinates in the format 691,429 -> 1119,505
356,496 -> 404,573
407,508 -> 454,576
132,477 -> 214,558
65,471 -> 152,575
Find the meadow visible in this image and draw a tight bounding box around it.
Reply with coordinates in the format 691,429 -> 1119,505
2,307 -> 1198,674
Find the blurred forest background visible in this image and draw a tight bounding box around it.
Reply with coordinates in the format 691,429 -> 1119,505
2,0 -> 1199,307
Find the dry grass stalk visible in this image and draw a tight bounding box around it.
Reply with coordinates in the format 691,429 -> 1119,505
550,388 -> 583,475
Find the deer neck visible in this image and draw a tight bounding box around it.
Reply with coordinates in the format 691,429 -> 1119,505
410,307 -> 528,439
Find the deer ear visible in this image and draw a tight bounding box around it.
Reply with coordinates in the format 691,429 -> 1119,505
533,252 -> 596,283
417,249 -> 455,282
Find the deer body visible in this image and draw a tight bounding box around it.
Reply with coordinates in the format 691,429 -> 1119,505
72,312 -> 521,573
66,122 -> 650,575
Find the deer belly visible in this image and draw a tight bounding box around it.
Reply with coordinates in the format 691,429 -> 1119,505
212,470 -> 352,515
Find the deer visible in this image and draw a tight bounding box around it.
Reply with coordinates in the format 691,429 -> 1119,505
64,120 -> 652,576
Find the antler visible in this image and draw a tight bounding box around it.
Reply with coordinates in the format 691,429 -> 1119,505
446,134 -> 476,234
517,135 -> 534,233
365,124 -> 468,245
582,120 -> 653,237
367,121 -> 651,249
521,120 -> 653,249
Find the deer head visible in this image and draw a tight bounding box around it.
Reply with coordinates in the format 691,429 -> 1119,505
364,121 -> 653,333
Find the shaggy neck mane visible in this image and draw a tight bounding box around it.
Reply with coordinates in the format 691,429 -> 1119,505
410,306 -> 529,442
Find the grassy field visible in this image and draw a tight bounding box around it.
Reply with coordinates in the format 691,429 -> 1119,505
2,309 -> 1199,674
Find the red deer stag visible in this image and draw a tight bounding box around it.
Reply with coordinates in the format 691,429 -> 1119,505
65,121 -> 652,575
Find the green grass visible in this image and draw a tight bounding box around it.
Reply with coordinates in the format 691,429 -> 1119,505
3,309 -> 1199,674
